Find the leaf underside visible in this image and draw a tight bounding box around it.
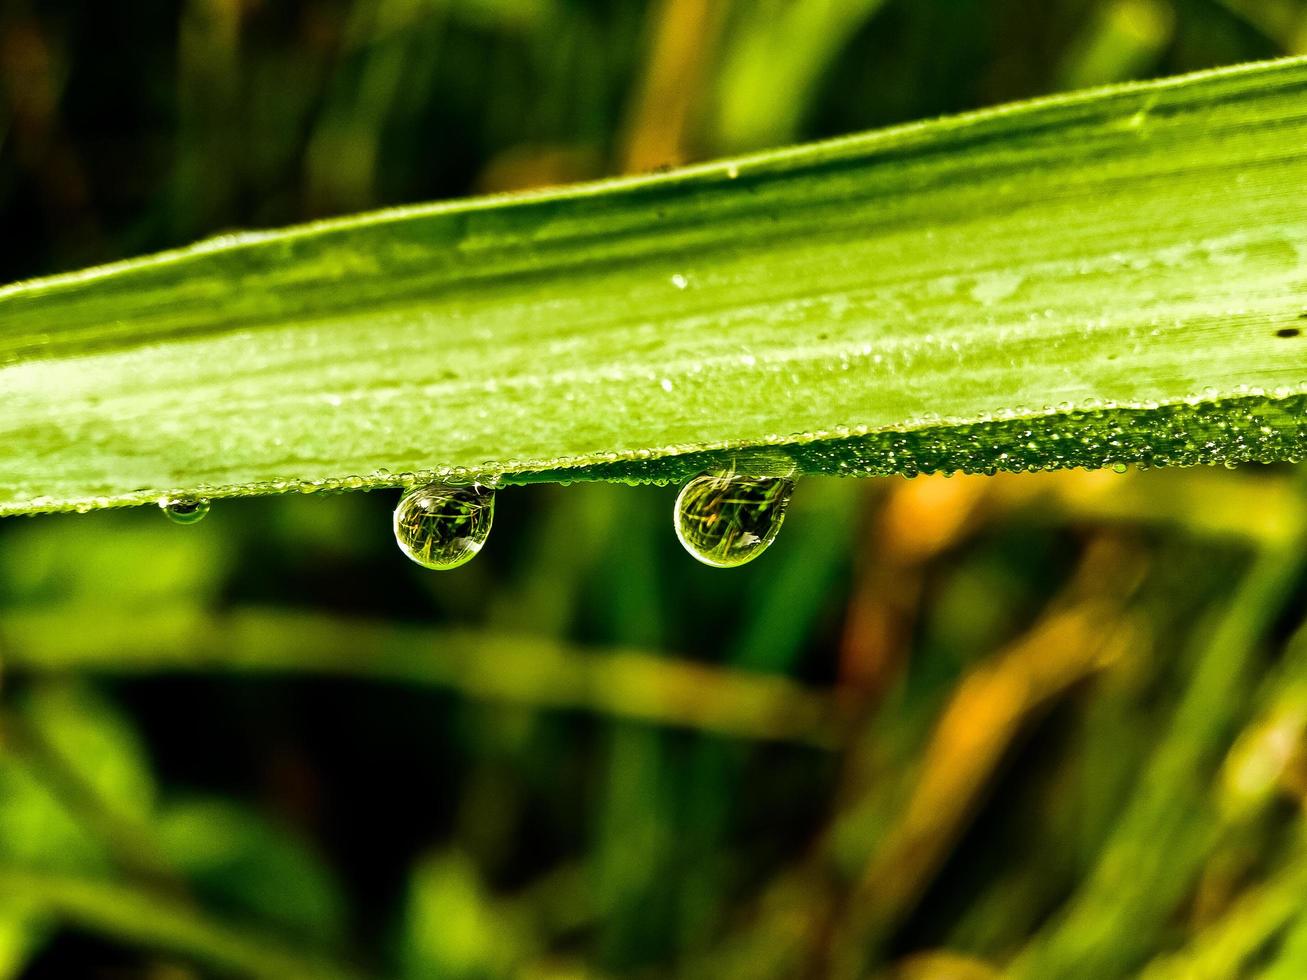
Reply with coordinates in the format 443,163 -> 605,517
3,58 -> 1307,515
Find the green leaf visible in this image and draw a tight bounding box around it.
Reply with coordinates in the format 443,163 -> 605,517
0,868 -> 359,980
713,0 -> 892,151
398,852 -> 530,980
0,605 -> 843,745
0,685 -> 156,976
18,683 -> 156,824
157,798 -> 345,947
0,683 -> 157,877
0,762 -> 105,875
0,915 -> 45,980
3,57 -> 1307,515
0,514 -> 233,610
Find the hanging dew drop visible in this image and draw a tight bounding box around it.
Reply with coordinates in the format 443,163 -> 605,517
160,496 -> 211,525
393,483 -> 494,570
673,471 -> 794,568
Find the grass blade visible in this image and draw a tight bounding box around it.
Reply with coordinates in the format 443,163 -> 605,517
0,606 -> 842,745
0,867 -> 360,980
4,57 -> 1307,514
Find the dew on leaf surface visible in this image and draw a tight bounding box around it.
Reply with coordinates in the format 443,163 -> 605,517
674,471 -> 794,568
160,497 -> 211,525
393,483 -> 494,570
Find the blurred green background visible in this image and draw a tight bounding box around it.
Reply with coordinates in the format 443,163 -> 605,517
4,1 -> 1307,978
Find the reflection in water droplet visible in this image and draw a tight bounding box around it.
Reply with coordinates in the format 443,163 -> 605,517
674,471 -> 794,568
394,483 -> 494,570
161,497 -> 211,525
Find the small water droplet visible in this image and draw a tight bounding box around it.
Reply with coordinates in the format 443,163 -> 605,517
673,471 -> 794,568
161,497 -> 211,525
670,273 -> 689,290
393,483 -> 494,570
1111,462 -> 1129,474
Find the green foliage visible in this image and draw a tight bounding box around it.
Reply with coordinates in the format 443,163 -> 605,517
19,683 -> 157,824
398,852 -> 526,979
8,2 -> 1307,979
4,57 -> 1307,514
157,798 -> 346,946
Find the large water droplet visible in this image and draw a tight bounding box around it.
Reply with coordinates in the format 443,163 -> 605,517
161,496 -> 210,525
393,483 -> 494,570
674,472 -> 794,568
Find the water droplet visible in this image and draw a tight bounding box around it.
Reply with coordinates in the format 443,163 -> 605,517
161,497 -> 211,525
1111,462 -> 1129,474
673,472 -> 794,568
393,483 -> 494,570
670,273 -> 688,290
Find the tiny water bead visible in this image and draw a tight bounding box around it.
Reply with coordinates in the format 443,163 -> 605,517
393,483 -> 494,570
160,497 -> 210,525
674,472 -> 795,568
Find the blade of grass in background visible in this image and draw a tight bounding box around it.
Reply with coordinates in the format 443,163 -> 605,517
0,869 -> 358,980
0,606 -> 842,745
3,57 -> 1307,514
711,0 -> 892,151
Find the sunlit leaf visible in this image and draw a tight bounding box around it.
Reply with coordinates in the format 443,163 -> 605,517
3,57 -> 1307,515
